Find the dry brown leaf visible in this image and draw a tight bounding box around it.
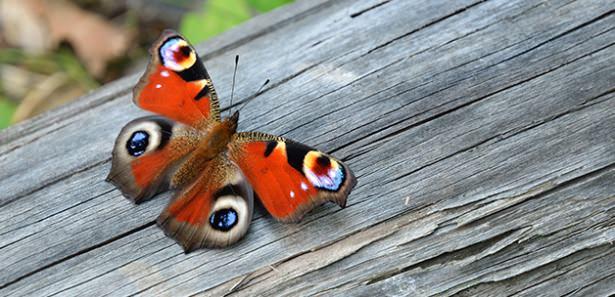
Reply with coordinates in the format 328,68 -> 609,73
44,0 -> 133,77
0,0 -> 133,77
0,0 -> 52,54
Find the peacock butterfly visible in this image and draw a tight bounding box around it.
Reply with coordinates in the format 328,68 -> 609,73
106,30 -> 356,252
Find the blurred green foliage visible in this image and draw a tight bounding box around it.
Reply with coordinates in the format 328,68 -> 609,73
0,0 -> 292,130
0,98 -> 17,129
247,0 -> 294,12
0,47 -> 99,129
180,0 -> 293,43
0,47 -> 98,89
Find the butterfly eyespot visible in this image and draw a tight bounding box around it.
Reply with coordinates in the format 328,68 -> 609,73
209,208 -> 238,231
126,130 -> 149,157
179,46 -> 191,57
303,151 -> 345,191
159,37 -> 196,71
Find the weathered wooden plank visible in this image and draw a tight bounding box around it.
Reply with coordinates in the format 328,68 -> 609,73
0,0 -> 613,296
453,245 -> 615,297
209,164 -> 615,296
0,0 -> 485,287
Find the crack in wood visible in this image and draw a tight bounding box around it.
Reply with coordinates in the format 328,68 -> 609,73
452,245 -> 614,296
365,228 -> 522,285
0,158 -> 111,208
0,222 -> 155,290
349,0 -> 391,18
366,0 -> 490,55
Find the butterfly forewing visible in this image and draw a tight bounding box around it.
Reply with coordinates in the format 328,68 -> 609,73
133,30 -> 221,129
229,132 -> 357,222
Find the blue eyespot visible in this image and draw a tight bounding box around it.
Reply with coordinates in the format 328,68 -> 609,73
126,131 -> 149,157
209,208 -> 238,231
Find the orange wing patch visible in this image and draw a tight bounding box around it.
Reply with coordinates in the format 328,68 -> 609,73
135,65 -> 212,127
130,150 -> 173,189
165,179 -> 213,225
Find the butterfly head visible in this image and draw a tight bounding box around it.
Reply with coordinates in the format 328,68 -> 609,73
225,110 -> 240,131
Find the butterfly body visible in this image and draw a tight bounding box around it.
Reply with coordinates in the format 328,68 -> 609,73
107,30 -> 356,252
171,111 -> 238,189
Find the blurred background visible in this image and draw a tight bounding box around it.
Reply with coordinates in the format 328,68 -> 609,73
0,0 -> 293,129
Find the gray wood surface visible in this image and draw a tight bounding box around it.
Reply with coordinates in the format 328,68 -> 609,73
1,0 -> 614,296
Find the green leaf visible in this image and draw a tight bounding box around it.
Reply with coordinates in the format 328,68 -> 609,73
0,48 -> 58,74
53,48 -> 98,89
180,0 -> 252,44
246,0 -> 293,12
55,48 -> 99,89
0,98 -> 16,129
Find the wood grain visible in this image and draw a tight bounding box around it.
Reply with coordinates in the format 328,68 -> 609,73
0,0 -> 613,296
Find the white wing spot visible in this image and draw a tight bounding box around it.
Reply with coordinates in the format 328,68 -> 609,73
300,182 -> 308,191
160,70 -> 170,77
155,84 -> 162,89
290,191 -> 295,198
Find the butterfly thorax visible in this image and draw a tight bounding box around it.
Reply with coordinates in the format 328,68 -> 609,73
171,111 -> 239,188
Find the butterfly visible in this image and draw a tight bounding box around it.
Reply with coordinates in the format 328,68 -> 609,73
106,30 -> 357,252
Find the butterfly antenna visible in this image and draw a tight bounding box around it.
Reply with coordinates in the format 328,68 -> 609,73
229,54 -> 239,117
237,79 -> 270,114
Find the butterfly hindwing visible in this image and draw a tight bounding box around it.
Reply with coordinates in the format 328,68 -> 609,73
106,116 -> 200,203
229,132 -> 357,222
157,156 -> 254,252
134,30 -> 221,128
